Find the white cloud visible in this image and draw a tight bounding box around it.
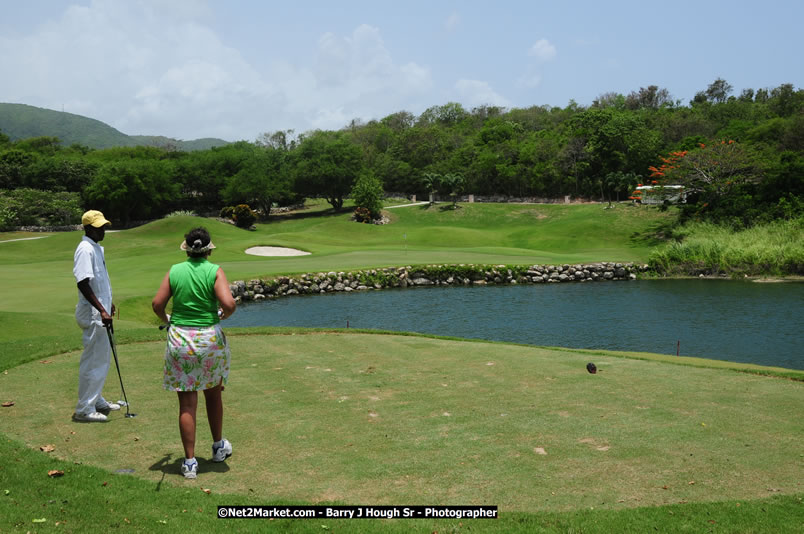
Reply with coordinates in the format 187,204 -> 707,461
0,4 -> 433,140
305,24 -> 433,131
528,39 -> 557,62
454,79 -> 510,108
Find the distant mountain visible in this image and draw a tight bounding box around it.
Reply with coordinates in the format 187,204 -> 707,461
129,135 -> 231,152
0,103 -> 230,151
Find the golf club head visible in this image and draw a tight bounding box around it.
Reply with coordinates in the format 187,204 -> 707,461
125,412 -> 137,418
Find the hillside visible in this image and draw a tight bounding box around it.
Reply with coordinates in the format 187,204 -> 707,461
0,103 -> 230,151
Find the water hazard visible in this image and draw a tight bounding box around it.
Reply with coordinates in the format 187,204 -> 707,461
226,279 -> 804,370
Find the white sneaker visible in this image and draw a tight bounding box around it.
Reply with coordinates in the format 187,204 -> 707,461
212,439 -> 232,462
73,411 -> 108,422
96,402 -> 121,415
181,458 -> 198,479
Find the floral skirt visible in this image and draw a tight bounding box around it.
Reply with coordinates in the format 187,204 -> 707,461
163,324 -> 230,392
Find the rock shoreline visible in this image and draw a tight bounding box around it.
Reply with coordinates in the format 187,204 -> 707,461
230,262 -> 648,303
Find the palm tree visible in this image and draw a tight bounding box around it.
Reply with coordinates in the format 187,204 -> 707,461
422,172 -> 441,205
441,172 -> 466,208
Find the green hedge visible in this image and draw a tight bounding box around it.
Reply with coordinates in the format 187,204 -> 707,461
0,188 -> 82,230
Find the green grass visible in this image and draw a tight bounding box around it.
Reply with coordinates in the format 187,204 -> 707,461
2,202 -> 803,532
648,218 -> 804,276
2,434 -> 801,533
2,331 -> 803,532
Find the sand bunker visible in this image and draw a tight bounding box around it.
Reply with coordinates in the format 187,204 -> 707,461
245,246 -> 310,257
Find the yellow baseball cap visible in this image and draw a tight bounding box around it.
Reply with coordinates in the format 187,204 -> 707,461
81,210 -> 112,228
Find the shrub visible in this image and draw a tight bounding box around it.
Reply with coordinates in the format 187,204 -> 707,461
350,172 -> 384,220
353,206 -> 373,223
166,210 -> 197,218
232,204 -> 256,228
0,188 -> 82,228
219,206 -> 235,219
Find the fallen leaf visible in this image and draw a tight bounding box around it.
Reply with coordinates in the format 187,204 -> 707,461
688,481 -> 695,485
202,488 -> 211,494
48,470 -> 64,477
1,401 -> 14,407
4,489 -> 10,495
662,485 -> 669,490
534,447 -> 548,455
70,431 -> 76,435
40,360 -> 53,364
40,445 -> 55,453
157,520 -> 167,524
32,518 -> 47,523
102,481 -> 108,487
124,518 -> 130,523
134,437 -> 140,441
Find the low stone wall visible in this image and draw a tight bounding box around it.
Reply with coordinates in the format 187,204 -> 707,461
230,262 -> 649,303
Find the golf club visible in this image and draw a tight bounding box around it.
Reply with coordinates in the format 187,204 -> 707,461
105,325 -> 136,418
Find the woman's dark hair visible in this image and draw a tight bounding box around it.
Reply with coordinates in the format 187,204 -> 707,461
184,227 -> 212,258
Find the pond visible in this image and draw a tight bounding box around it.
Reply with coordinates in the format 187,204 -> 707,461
226,279 -> 804,370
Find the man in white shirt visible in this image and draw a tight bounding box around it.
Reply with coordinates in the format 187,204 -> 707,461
73,210 -> 120,422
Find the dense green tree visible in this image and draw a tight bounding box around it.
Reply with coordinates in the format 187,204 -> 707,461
568,108 -> 661,197
292,131 -> 363,210
417,102 -> 469,127
625,85 -> 672,110
768,83 -> 803,118
222,146 -> 292,218
83,159 -> 179,225
705,78 -> 733,104
177,141 -> 254,212
0,149 -> 37,189
13,136 -> 62,156
23,156 -> 98,192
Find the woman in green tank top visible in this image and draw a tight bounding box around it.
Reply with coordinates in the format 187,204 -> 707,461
152,227 -> 237,479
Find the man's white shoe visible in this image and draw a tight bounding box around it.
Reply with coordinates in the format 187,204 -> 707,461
96,402 -> 121,415
212,439 -> 232,462
73,411 -> 108,422
182,458 -> 198,479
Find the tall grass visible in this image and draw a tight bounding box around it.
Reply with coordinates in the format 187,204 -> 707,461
649,217 -> 804,276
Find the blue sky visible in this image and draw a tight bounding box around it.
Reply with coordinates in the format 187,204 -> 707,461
1,0 -> 800,142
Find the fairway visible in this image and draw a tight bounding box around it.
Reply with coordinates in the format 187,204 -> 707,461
2,332 -> 802,512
